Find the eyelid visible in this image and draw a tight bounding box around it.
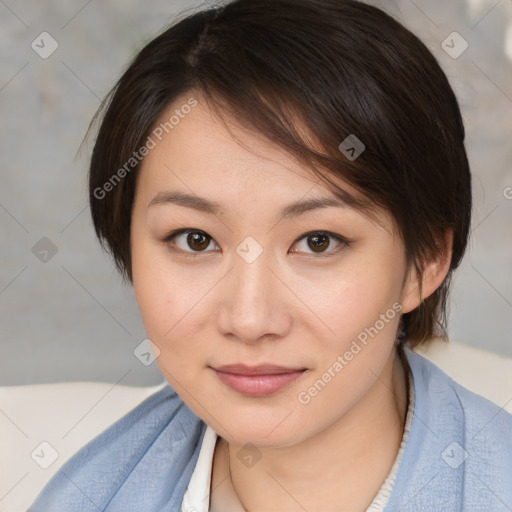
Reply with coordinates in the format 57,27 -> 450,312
290,230 -> 352,257
163,228 -> 219,256
162,228 -> 352,257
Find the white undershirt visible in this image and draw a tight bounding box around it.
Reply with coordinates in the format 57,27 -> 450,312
181,368 -> 415,512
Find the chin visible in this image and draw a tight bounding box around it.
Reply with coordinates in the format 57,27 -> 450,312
210,407 -> 309,449
223,428 -> 299,450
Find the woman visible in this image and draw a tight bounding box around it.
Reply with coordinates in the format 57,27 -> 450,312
29,0 -> 512,510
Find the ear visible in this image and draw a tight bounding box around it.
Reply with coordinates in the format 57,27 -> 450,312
400,229 -> 454,314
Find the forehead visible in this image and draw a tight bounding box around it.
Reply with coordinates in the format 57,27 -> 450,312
135,94 -> 395,234
138,95 -> 322,194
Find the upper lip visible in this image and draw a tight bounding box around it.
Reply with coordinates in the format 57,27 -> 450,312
212,364 -> 306,375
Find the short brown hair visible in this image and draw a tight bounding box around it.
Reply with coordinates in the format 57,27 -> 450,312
87,0 -> 472,349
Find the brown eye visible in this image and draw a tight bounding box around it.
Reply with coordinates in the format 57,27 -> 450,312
307,233 -> 330,253
164,229 -> 217,255
186,231 -> 211,251
291,231 -> 350,256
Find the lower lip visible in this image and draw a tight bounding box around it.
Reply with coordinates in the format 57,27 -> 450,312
213,369 -> 306,396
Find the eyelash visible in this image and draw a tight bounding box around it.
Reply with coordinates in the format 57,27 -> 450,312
162,228 -> 352,259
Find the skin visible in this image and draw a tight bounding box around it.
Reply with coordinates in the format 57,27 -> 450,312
130,92 -> 453,511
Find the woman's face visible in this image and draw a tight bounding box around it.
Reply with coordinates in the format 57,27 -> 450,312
130,94 -> 418,448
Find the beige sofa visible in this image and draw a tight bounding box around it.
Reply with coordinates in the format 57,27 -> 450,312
1,340 -> 511,512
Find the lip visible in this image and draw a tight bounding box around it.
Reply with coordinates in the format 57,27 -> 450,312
211,364 -> 307,396
214,364 -> 304,375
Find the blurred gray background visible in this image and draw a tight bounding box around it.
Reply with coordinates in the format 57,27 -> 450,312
1,0 -> 511,386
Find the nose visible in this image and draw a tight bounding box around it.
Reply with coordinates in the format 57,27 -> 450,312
215,250 -> 292,345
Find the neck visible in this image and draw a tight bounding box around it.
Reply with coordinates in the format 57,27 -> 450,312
215,347 -> 409,512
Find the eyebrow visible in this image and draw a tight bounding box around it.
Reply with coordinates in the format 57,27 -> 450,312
147,191 -> 349,220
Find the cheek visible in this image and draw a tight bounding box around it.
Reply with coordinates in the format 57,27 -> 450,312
131,237 -> 217,367
292,269 -> 402,430
131,249 -> 167,338
312,258 -> 401,346
131,235 -> 186,340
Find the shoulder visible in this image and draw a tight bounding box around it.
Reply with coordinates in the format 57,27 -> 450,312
407,347 -> 512,435
28,383 -> 206,511
387,348 -> 512,511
